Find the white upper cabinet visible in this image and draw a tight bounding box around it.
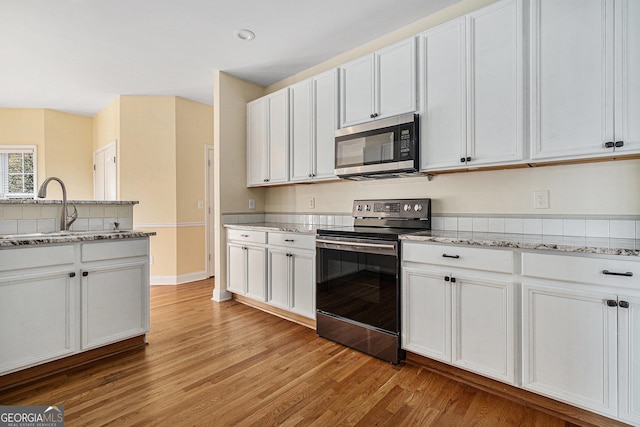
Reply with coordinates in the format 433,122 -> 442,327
340,37 -> 417,127
420,0 -> 524,171
530,0 -> 640,160
246,88 -> 289,186
290,69 -> 338,182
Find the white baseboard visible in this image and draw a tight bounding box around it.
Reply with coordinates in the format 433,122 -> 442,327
212,288 -> 232,302
151,270 -> 209,286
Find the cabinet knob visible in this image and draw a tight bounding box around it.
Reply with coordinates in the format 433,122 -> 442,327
460,157 -> 466,163
604,141 -> 614,148
69,272 -> 76,278
82,271 -> 89,277
615,141 -> 624,148
308,174 -> 312,178
619,301 -> 630,309
606,299 -> 618,307
466,156 -> 471,162
444,276 -> 450,282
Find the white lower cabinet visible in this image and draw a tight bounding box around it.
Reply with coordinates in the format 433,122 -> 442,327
226,228 -> 315,320
226,230 -> 267,300
0,238 -> 151,376
522,252 -> 640,423
402,242 -> 517,385
267,232 -> 315,319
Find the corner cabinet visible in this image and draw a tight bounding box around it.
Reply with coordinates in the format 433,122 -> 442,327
0,238 -> 151,376
289,69 -> 339,182
247,88 -> 290,186
530,0 -> 640,160
340,37 -> 417,127
521,252 -> 640,423
420,0 -> 524,171
402,242 -> 517,385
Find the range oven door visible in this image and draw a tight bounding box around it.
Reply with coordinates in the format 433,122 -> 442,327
315,235 -> 404,364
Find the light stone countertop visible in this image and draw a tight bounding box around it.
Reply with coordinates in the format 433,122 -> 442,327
225,222 -> 640,257
0,230 -> 156,248
0,200 -> 139,205
401,230 -> 640,257
224,222 -> 330,234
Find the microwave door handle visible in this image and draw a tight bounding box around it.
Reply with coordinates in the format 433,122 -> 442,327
316,238 -> 396,250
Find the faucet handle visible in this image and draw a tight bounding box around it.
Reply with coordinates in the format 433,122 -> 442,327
66,204 -> 78,229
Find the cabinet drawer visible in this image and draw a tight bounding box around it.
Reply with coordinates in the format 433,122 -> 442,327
269,232 -> 315,250
403,242 -> 513,274
227,229 -> 267,244
0,245 -> 75,272
82,239 -> 148,262
522,252 -> 640,289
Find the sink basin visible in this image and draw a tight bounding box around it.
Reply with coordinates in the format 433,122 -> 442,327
0,230 -> 132,239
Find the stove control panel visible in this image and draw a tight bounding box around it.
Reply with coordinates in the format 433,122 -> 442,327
352,198 -> 431,219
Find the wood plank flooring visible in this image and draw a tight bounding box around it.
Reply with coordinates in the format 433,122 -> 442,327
0,279 -> 598,426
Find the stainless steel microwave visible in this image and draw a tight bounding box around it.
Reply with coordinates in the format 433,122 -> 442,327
334,113 -> 420,180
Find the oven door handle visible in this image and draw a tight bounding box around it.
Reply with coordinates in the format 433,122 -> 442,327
316,238 -> 396,250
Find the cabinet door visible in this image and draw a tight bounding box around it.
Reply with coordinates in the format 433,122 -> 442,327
376,37 -> 417,119
419,18 -> 467,170
0,272 -> 77,374
530,0 -> 615,160
227,243 -> 246,294
522,283 -> 618,416
267,89 -> 290,184
614,0 -> 640,154
340,55 -> 375,127
245,246 -> 266,302
452,276 -> 515,384
618,294 -> 640,424
467,0 -> 523,166
290,251 -> 315,319
401,267 -> 451,363
267,249 -> 290,310
290,80 -> 313,182
82,262 -> 149,350
246,98 -> 269,186
313,69 -> 338,180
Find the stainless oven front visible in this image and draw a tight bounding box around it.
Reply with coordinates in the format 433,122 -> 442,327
315,235 -> 404,364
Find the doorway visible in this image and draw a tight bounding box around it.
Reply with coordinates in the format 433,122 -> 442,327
94,141 -> 117,200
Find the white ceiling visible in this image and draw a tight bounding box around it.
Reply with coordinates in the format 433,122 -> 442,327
0,0 -> 460,117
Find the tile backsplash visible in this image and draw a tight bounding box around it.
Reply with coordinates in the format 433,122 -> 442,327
0,201 -> 135,235
224,212 -> 640,239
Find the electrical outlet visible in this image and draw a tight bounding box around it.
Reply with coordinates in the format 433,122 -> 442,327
308,197 -> 316,209
249,199 -> 255,210
197,200 -> 204,209
534,190 -> 550,209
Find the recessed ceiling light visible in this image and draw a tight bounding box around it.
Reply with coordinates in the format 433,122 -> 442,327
234,29 -> 256,41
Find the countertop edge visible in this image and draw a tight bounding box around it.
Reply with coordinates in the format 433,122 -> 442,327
0,231 -> 156,247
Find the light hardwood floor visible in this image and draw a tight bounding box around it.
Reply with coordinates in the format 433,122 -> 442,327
0,280 -> 605,426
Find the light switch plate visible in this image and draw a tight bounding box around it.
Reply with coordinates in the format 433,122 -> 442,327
249,199 -> 255,210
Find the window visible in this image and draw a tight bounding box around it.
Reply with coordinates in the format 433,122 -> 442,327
0,146 -> 37,199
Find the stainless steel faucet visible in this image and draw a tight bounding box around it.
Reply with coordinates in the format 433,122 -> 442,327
37,177 -> 78,231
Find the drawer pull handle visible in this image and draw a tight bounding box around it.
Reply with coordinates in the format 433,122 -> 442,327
442,254 -> 460,259
240,234 -> 249,237
284,239 -> 295,242
602,270 -> 633,277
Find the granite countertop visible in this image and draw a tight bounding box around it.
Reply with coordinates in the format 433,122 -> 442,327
401,230 -> 640,257
0,230 -> 156,247
226,222 -> 640,257
224,222 -> 331,234
0,200 -> 139,205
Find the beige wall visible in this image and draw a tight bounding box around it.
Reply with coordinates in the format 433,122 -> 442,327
43,109 -> 93,200
213,71 -> 265,290
0,108 -> 92,200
